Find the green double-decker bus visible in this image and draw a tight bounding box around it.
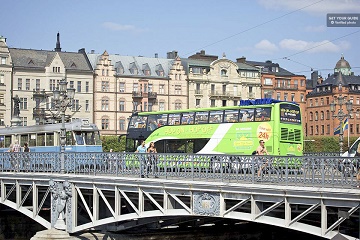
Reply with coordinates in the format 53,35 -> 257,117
125,99 -> 303,156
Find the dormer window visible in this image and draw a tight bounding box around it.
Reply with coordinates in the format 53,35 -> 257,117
115,61 -> 124,74
142,63 -> 151,76
129,62 -> 138,75
221,69 -> 227,76
70,62 -> 77,68
155,64 -> 164,76
53,67 -> 60,73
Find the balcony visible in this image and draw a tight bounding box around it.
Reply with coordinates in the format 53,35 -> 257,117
132,91 -> 143,98
247,92 -> 255,99
33,89 -> 47,98
209,91 -> 229,98
147,92 -> 157,99
194,90 -> 203,96
274,84 -> 298,90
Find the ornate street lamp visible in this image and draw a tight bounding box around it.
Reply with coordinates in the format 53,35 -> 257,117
330,86 -> 353,155
52,79 -> 75,173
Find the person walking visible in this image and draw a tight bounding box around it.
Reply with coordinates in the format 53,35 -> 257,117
23,142 -> 30,171
256,140 -> 269,179
12,140 -> 21,152
147,142 -> 158,178
135,140 -> 147,178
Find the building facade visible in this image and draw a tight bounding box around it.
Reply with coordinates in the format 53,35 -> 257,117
7,34 -> 94,126
0,36 -> 12,126
87,51 -> 188,136
306,55 -> 360,137
182,51 -> 261,109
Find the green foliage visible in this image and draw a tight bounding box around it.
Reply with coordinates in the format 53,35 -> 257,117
101,135 -> 126,152
304,136 -> 358,153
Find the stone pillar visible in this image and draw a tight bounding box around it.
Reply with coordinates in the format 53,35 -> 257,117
49,180 -> 72,230
30,228 -> 71,240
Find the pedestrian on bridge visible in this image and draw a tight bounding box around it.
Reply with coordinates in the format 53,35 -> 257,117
135,140 -> 148,178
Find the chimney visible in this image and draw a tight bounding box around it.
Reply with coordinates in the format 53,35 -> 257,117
236,57 -> 246,63
200,50 -> 205,55
91,50 -> 95,54
54,32 -> 61,52
167,50 -> 178,59
78,48 -> 85,54
311,71 -> 318,88
155,53 -> 158,58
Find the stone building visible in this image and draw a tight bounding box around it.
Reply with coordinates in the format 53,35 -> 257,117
7,34 -> 94,126
182,50 -> 261,108
87,51 -> 187,136
306,55 -> 360,137
0,36 -> 12,126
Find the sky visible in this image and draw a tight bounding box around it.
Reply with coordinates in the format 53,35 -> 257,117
1,0 -> 360,79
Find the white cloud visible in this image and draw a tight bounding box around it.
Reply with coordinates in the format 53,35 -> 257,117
254,39 -> 278,53
304,25 -> 326,32
279,39 -> 350,53
257,0 -> 360,14
102,22 -> 147,33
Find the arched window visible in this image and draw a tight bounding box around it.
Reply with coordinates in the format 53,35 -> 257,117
221,69 -> 227,76
309,112 -> 313,121
101,117 -> 109,130
315,111 -> 318,121
326,110 -> 330,120
320,111 -> 324,120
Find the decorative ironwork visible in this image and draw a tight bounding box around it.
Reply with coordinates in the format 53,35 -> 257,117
193,192 -> 220,216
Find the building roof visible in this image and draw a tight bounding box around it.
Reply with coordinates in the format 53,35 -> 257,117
245,60 -> 300,77
87,53 -> 174,78
335,55 -> 351,69
9,48 -> 92,72
317,72 -> 360,87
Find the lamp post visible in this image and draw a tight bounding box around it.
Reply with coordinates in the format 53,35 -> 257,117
330,90 -> 352,155
53,79 -> 75,173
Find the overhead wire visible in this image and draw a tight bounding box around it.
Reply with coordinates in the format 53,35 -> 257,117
184,0 -> 326,56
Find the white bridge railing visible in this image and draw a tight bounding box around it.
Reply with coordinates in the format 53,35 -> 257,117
0,152 -> 359,188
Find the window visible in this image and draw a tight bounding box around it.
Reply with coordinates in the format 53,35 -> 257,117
175,85 -> 182,95
148,84 -> 153,93
284,93 -> 288,101
248,86 -> 252,93
196,99 -> 200,107
0,94 -> 4,105
102,81 -> 109,92
221,69 -> 227,76
119,82 -> 125,92
26,79 -> 30,90
310,126 -> 313,135
223,85 -> 227,94
350,124 -> 354,134
159,102 -> 165,111
101,98 -> 109,110
310,112 -> 313,121
102,69 -> 105,76
321,125 -> 324,135
85,100 -> 89,111
357,124 -> 359,134
72,99 -> 80,111
69,81 -> 74,89
291,93 -> 295,102
159,85 -> 165,94
86,81 -> 89,92
119,119 -> 126,131
53,67 -> 60,73
210,99 -> 215,107
315,99 -> 318,106
35,79 -> 41,90
133,83 -> 138,92
148,102 -> 153,111
50,79 -> 56,91
21,117 -> 27,126
264,78 -> 272,85
119,100 -> 125,111
1,57 -> 6,64
175,101 -> 182,110
326,97 -> 330,105
320,111 -> 324,120
233,100 -> 238,106
276,92 -> 281,100
264,90 -> 273,99
101,117 -> 109,130
18,78 -> 22,90
20,97 -> 28,110
144,102 -> 147,111
0,74 -> 4,84
300,94 -> 304,102
77,81 -> 81,92
301,80 -> 305,87
315,111 -> 318,121
326,110 -> 330,120
321,98 -> 324,106
294,80 -> 298,88
0,114 -> 4,126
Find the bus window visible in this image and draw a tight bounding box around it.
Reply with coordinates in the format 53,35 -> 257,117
168,113 -> 181,125
224,110 -> 239,123
37,133 -> 45,146
195,111 -> 209,124
129,116 -> 147,129
280,104 -> 301,124
46,133 -> 54,146
209,110 -> 224,123
20,134 -> 29,146
181,112 -> 195,125
74,131 -> 84,145
255,107 -> 271,121
147,115 -> 158,131
29,134 -> 36,147
240,109 -> 254,121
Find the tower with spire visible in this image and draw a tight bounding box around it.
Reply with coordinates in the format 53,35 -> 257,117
54,32 -> 61,52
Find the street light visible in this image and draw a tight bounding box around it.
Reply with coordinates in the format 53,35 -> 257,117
330,86 -> 352,155
52,79 -> 75,173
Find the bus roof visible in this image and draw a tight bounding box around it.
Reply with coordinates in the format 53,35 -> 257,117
133,98 -> 299,116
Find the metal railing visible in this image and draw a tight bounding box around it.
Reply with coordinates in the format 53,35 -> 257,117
0,152 -> 359,189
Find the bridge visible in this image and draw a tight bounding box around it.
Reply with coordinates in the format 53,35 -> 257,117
0,152 -> 359,239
